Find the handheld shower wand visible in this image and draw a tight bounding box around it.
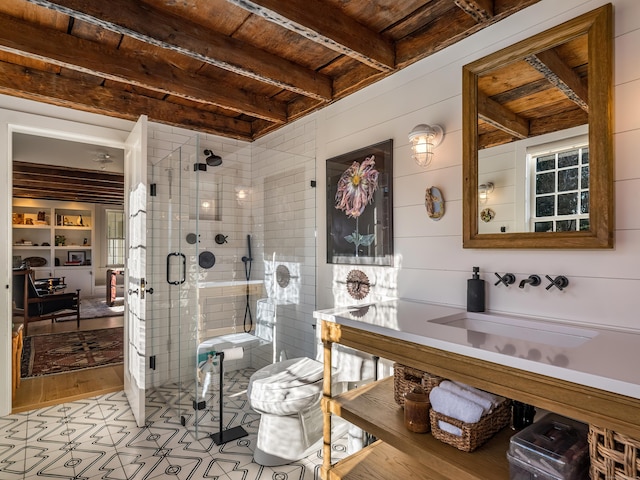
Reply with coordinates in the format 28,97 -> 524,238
242,234 -> 252,264
242,235 -> 253,333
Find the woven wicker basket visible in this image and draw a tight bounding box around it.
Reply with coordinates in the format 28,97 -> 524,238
589,424 -> 640,479
429,400 -> 511,452
393,363 -> 443,407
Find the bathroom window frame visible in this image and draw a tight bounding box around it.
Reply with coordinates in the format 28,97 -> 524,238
526,135 -> 589,233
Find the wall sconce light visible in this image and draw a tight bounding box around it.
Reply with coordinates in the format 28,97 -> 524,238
408,124 -> 444,167
478,182 -> 494,202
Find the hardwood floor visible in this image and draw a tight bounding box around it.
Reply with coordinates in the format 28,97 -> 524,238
12,315 -> 125,413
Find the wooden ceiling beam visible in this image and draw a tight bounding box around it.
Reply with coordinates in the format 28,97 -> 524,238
0,60 -> 255,140
25,0 -> 334,101
529,108 -> 588,137
227,0 -> 395,71
454,0 -> 494,23
13,162 -> 124,205
525,50 -> 588,112
478,108 -> 588,149
0,13 -> 286,123
478,92 -> 529,139
14,163 -> 123,186
397,0 -> 541,68
13,188 -> 124,205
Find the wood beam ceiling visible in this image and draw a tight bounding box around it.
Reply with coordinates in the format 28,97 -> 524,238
13,162 -> 124,205
228,0 -> 395,71
0,0 -> 543,140
477,41 -> 589,148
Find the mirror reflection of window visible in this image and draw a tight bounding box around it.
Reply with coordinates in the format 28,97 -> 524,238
476,128 -> 588,234
528,138 -> 589,233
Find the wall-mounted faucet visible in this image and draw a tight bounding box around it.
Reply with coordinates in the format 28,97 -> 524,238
519,274 -> 541,289
494,272 -> 516,287
545,275 -> 569,291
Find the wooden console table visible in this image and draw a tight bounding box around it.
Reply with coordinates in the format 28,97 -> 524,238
320,319 -> 640,480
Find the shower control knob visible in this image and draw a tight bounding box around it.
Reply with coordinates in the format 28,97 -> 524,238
215,234 -> 228,244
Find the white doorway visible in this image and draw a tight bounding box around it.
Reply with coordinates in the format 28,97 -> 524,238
1,106 -> 145,419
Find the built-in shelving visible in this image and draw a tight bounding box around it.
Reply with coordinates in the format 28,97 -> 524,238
326,377 -> 510,480
13,199 -> 95,295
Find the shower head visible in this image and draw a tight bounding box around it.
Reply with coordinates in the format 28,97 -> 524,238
204,149 -> 222,167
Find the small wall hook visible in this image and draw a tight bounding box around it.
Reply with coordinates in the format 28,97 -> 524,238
494,272 -> 516,287
545,275 -> 569,291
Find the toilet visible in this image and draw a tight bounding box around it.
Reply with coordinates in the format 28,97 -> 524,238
247,356 -> 326,466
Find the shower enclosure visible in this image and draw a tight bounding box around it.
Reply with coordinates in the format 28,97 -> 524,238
144,133 -> 317,440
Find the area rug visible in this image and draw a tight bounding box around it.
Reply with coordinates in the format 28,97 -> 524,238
80,296 -> 124,319
21,327 -> 124,378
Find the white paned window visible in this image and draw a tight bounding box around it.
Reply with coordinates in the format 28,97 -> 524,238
106,209 -> 125,266
527,136 -> 589,232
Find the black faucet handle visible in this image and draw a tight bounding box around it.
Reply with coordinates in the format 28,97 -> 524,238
545,275 -> 569,291
494,272 -> 516,287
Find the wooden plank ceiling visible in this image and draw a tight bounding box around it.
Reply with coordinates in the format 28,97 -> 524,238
477,34 -> 589,149
0,0 -> 543,142
13,161 -> 125,205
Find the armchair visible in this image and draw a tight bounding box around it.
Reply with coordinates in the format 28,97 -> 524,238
12,269 -> 81,337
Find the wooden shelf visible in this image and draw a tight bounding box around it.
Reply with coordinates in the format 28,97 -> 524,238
326,377 -> 512,480
328,440 -> 450,480
55,225 -> 92,230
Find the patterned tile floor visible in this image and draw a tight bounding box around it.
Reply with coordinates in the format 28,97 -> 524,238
0,369 -> 349,480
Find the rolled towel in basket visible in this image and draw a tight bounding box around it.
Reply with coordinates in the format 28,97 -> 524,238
452,380 -> 503,408
438,381 -> 493,413
438,420 -> 463,437
429,387 -> 485,424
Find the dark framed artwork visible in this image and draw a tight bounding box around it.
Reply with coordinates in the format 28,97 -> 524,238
326,139 -> 393,265
67,251 -> 86,264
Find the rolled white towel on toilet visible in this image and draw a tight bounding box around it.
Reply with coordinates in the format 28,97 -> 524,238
429,387 -> 485,424
438,381 -> 493,414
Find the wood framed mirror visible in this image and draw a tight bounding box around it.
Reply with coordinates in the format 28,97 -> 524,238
462,5 -> 612,249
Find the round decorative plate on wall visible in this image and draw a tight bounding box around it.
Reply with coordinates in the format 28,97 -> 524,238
346,269 -> 370,300
276,264 -> 291,288
480,208 -> 495,223
425,186 -> 445,220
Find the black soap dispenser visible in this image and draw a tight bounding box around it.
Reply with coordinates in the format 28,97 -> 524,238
467,266 -> 485,312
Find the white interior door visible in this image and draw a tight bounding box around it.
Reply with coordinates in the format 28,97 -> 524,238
124,115 -> 148,427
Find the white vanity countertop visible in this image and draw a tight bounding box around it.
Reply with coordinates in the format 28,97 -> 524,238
313,299 -> 640,400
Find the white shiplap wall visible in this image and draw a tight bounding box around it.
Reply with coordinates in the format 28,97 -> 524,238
312,0 -> 640,331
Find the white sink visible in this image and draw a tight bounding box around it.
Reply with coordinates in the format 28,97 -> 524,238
429,312 -> 598,348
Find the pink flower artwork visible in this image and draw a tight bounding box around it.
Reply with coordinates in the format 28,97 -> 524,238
334,155 -> 379,218
334,155 -> 379,255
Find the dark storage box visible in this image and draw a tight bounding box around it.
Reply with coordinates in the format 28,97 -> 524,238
508,413 -> 589,480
